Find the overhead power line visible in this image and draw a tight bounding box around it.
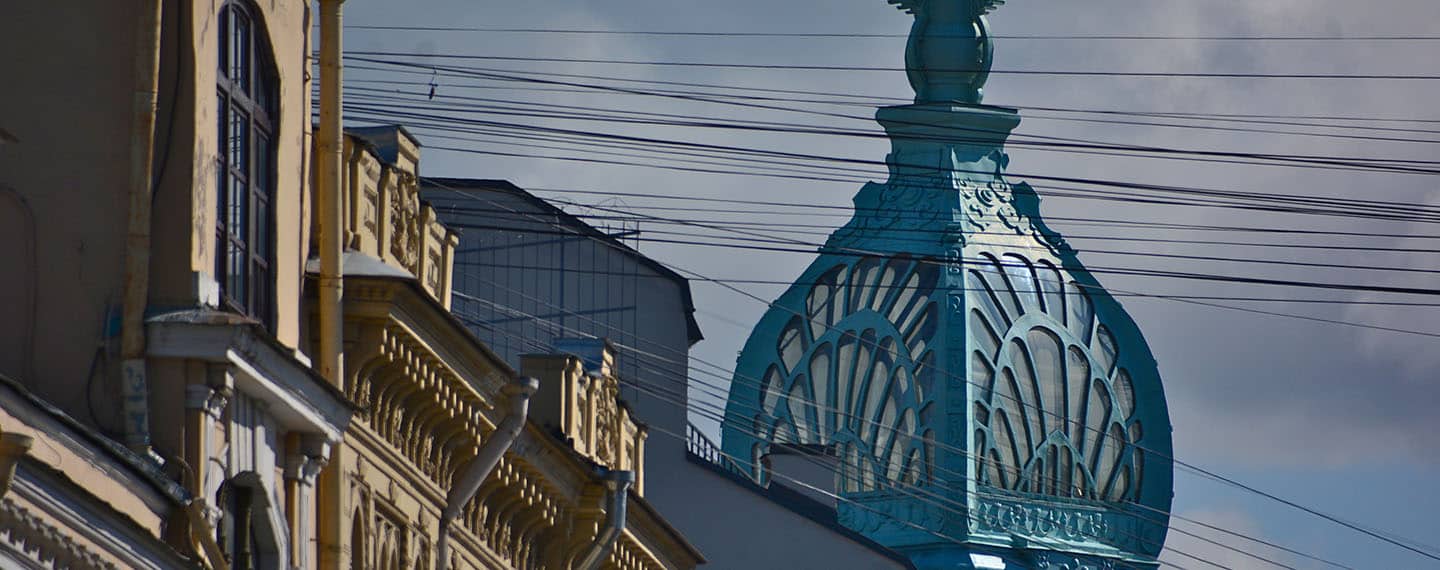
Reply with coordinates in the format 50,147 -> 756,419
358,120 -> 1440,228
333,91 -> 1440,227
347,51 -> 1440,80
342,61 -> 1440,125
341,88 -> 1440,172
344,25 -> 1440,42
468,185 -> 1440,242
332,60 -> 1440,225
463,271 -> 1358,569
457,278 -> 1280,568
427,178 -> 1440,563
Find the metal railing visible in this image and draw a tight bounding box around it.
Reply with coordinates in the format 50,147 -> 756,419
685,422 -> 760,484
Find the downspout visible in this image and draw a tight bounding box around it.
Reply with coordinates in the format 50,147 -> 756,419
186,499 -> 232,570
316,0 -> 344,386
573,469 -> 634,570
120,0 -> 164,454
436,377 -> 539,570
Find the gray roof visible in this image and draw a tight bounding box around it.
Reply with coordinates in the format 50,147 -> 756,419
419,177 -> 704,346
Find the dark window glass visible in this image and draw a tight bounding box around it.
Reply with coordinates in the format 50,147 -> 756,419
231,12 -> 250,92
216,2 -> 275,328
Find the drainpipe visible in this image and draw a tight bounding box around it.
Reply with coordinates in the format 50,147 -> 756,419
185,499 -> 232,570
316,0 -> 344,386
436,377 -> 539,570
573,469 -> 635,570
120,0 -> 164,454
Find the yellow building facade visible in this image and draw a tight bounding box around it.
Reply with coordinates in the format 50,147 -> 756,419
0,0 -> 703,568
313,127 -> 701,570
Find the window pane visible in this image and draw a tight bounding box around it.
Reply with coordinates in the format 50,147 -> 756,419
218,8 -> 229,76
229,108 -> 249,172
228,175 -> 246,237
253,196 -> 268,260
228,241 -> 247,305
216,93 -> 227,160
251,266 -> 269,323
254,132 -> 269,194
255,63 -> 275,116
231,12 -> 250,93
1026,327 -> 1064,435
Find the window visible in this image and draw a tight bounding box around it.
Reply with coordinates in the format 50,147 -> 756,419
216,1 -> 277,325
217,482 -> 263,570
216,474 -> 285,570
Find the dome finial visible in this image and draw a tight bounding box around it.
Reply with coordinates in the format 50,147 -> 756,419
889,0 -> 1005,103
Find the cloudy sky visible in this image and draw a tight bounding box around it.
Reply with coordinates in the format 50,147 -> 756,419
340,1 -> 1440,567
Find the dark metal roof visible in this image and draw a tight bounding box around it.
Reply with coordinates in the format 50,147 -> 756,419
0,374 -> 190,506
419,177 -> 705,346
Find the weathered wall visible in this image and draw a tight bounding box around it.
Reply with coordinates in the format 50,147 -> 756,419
670,459 -> 912,570
0,0 -> 142,425
0,0 -> 313,433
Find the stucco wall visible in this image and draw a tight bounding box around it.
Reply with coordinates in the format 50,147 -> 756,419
0,0 -> 143,427
0,0 -> 312,432
669,458 -> 912,570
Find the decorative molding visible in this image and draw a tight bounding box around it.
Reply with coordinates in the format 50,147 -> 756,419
0,497 -> 115,569
184,384 -> 231,420
389,172 -> 422,271
284,450 -> 328,487
969,494 -> 1144,555
1032,551 -> 1118,570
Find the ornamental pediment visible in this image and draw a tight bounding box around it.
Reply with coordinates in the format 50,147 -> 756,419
322,127 -> 459,309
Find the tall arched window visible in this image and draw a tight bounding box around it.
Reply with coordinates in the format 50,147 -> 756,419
216,1 -> 277,326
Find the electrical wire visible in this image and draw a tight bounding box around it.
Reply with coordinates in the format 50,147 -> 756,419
453,284 -> 1335,570
326,80 -> 1440,227
455,296 -> 1244,569
335,70 -> 1440,178
348,51 -> 1440,81
343,25 -> 1440,42
340,88 -> 1440,178
425,178 -> 1440,562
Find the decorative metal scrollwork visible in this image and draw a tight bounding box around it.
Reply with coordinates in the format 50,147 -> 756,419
967,252 -> 1146,503
749,255 -> 942,491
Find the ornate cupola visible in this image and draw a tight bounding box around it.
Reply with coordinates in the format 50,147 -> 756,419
720,2 -> 1175,568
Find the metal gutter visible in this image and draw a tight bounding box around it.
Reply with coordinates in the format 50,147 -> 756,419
316,0 -> 344,386
574,469 -> 635,570
436,376 -> 538,570
119,0 -> 164,455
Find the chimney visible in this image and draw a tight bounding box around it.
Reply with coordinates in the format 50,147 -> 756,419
551,338 -> 616,377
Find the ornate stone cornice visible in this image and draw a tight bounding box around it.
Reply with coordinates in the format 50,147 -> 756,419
0,497 -> 115,569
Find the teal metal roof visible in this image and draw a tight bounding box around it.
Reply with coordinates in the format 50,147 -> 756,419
720,3 -> 1173,568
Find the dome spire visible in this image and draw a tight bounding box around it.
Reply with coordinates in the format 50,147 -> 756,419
890,0 -> 1006,103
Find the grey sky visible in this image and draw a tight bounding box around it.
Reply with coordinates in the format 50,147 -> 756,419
342,1 -> 1440,567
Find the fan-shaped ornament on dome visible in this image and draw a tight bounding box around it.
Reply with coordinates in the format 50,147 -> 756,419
967,252 -> 1147,503
748,255 -> 942,491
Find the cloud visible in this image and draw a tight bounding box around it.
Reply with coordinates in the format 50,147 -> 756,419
343,0 -> 1440,473
1160,508 -> 1298,569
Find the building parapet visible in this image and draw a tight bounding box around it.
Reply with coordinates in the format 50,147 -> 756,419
322,126 -> 459,308
522,341 -> 648,496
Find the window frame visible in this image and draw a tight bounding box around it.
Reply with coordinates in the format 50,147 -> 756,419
215,0 -> 277,328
